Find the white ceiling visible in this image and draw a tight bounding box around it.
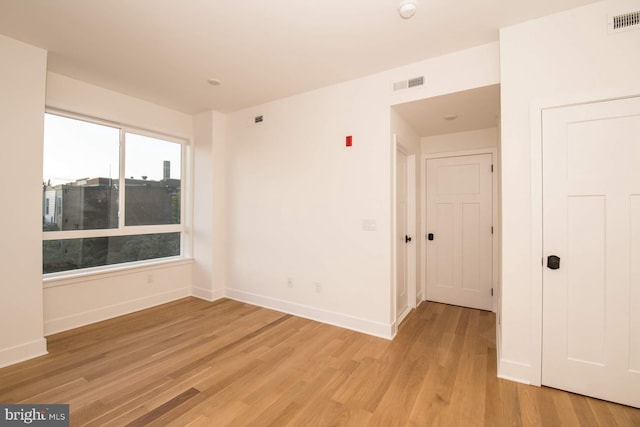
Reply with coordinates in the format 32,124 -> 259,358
393,84 -> 501,137
0,0 -> 597,114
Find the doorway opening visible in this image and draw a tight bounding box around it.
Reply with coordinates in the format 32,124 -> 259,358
391,83 -> 501,314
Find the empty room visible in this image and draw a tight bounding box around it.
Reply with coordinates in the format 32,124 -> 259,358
1,0 -> 639,425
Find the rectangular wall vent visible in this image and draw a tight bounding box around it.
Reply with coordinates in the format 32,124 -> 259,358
393,80 -> 408,92
408,76 -> 424,88
609,10 -> 640,34
254,115 -> 264,124
392,75 -> 425,92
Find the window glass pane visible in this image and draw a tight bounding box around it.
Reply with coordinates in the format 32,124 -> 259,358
125,133 -> 181,226
43,233 -> 180,274
43,114 -> 120,231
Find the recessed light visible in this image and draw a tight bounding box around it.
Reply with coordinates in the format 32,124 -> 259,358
398,0 -> 417,19
443,114 -> 458,121
207,78 -> 221,86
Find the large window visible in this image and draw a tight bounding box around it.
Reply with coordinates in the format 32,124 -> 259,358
43,112 -> 185,274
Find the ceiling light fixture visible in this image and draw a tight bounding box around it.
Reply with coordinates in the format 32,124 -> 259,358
398,0 -> 417,19
207,78 -> 221,86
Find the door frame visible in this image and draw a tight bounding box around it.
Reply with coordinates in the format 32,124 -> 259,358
393,135 -> 417,333
529,86 -> 640,386
421,148 -> 498,313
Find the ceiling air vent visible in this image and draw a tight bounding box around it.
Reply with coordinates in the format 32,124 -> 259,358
608,10 -> 640,34
392,75 -> 425,92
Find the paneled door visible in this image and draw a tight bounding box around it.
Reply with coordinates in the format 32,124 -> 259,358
542,96 -> 640,408
425,154 -> 493,311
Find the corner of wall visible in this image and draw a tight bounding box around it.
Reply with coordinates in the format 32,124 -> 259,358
497,358 -> 533,385
0,34 -> 48,369
191,286 -> 225,302
192,110 -> 228,298
0,339 -> 48,369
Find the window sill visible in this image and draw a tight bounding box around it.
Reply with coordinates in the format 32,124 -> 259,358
43,257 -> 193,289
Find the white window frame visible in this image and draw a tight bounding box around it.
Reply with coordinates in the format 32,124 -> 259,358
42,109 -> 189,277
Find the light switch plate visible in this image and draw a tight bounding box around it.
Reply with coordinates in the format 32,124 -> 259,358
362,219 -> 377,231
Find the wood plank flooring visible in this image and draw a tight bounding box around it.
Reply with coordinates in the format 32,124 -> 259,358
0,297 -> 638,426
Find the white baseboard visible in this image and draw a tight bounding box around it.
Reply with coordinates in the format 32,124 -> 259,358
225,288 -> 394,340
397,306 -> 412,326
191,286 -> 225,302
44,287 -> 191,336
498,358 -> 533,385
0,338 -> 48,369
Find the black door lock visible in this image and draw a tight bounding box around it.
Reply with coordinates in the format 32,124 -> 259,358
547,255 -> 560,270
427,233 -> 434,241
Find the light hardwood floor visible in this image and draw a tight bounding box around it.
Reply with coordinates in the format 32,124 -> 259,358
0,298 -> 638,426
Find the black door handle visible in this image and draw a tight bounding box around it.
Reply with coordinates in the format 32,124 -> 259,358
427,233 -> 434,241
547,255 -> 560,270
405,235 -> 412,243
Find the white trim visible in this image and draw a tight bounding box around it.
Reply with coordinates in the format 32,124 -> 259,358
419,150 -> 427,301
492,149 -> 499,314
43,224 -> 183,240
498,358 -> 533,385
119,127 -> 126,229
397,306 -> 412,326
530,102 -> 544,387
44,287 -> 190,335
0,339 -> 48,369
191,286 -> 225,302
420,147 -> 498,313
423,147 -> 496,160
183,141 -> 194,259
529,85 -> 640,387
392,136 -> 398,324
393,135 -> 418,328
43,257 -> 192,286
182,133 -> 192,258
225,288 -> 395,340
407,154 -> 417,310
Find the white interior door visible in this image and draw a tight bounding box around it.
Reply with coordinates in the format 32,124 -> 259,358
425,154 -> 493,311
542,96 -> 640,408
396,149 -> 410,323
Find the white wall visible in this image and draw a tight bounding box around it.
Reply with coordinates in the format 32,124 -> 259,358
499,0 -> 640,384
391,109 -> 421,154
192,111 -> 227,301
0,20 -> 501,366
227,76 -> 394,337
43,73 -> 194,335
46,73 -> 192,139
225,42 -> 499,338
44,262 -> 192,334
0,35 -> 48,367
389,43 -> 500,107
421,127 -> 497,154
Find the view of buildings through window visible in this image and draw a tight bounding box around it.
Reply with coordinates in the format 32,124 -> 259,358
42,113 -> 183,274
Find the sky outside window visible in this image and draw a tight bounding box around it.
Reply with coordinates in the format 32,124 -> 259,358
125,132 -> 181,181
43,114 -> 119,186
43,114 -> 181,185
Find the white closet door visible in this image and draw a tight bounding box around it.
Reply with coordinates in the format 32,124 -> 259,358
542,96 -> 640,408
